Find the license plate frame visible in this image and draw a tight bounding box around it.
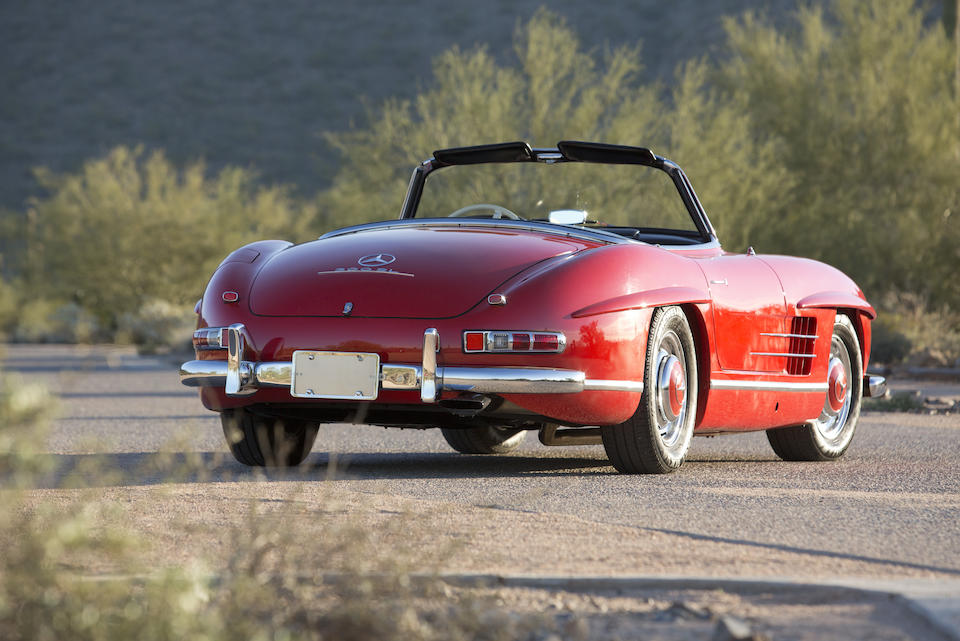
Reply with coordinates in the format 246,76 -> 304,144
290,350 -> 381,400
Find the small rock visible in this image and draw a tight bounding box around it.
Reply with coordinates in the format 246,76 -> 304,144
711,615 -> 768,641
669,600 -> 711,620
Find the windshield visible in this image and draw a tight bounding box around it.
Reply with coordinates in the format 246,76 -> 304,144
414,161 -> 698,234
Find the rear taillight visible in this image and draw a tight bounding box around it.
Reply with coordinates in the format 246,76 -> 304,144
462,331 -> 566,353
193,327 -> 228,350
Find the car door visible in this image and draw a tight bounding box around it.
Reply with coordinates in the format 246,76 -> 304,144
698,254 -> 787,373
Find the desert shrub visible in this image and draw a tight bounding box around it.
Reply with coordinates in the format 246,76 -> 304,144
9,298 -> 102,344
875,291 -> 960,366
0,278 -> 19,339
115,298 -> 196,354
6,146 -> 317,335
869,319 -> 912,366
0,369 -> 57,486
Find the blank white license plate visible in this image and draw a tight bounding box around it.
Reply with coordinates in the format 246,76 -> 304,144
291,351 -> 380,400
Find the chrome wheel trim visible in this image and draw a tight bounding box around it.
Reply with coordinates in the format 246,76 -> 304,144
654,331 -> 687,447
813,334 -> 852,441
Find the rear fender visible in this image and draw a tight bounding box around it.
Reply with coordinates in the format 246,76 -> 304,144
571,286 -> 709,318
200,240 -> 292,327
499,243 -> 709,322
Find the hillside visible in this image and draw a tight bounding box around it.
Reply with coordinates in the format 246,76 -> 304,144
0,0 -> 799,210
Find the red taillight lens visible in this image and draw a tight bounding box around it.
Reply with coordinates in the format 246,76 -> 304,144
511,333 -> 531,350
464,331 -> 485,352
461,331 -> 564,353
533,333 -> 559,351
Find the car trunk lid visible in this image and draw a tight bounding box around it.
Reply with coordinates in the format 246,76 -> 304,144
248,225 -> 602,318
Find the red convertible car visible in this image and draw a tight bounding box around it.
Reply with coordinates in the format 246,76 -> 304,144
181,141 -> 886,473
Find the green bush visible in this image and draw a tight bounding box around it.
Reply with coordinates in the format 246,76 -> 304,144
0,278 -> 19,339
869,319 -> 912,365
718,0 -> 960,309
115,298 -> 196,354
321,9 -> 783,251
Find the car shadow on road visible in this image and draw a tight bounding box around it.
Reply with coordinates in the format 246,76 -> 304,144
25,450 -> 616,489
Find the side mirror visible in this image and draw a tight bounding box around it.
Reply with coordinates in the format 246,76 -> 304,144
548,209 -> 588,225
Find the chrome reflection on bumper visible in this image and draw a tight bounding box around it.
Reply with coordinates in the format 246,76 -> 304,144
864,375 -> 887,398
180,326 -> 644,401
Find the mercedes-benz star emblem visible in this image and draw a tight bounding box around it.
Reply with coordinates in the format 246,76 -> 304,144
357,253 -> 396,268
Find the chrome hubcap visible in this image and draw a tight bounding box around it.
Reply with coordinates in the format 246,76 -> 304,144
826,357 -> 848,414
654,331 -> 687,446
815,336 -> 852,440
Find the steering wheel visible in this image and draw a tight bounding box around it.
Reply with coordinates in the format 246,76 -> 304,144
447,203 -> 521,220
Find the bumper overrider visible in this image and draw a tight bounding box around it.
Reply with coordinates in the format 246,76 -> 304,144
180,325 -> 645,402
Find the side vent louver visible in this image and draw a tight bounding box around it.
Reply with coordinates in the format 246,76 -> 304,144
787,317 -> 817,375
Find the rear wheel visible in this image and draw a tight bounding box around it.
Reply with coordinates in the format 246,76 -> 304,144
221,408 -> 318,467
766,314 -> 863,461
440,426 -> 525,454
602,306 -> 698,474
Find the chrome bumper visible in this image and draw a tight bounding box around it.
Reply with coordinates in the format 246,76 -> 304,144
180,325 -> 643,402
864,375 -> 888,398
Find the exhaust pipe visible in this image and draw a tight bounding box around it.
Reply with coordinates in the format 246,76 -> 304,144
439,393 -> 491,417
538,423 -> 603,446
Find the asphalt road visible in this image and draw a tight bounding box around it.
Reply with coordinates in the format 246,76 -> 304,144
5,343 -> 960,584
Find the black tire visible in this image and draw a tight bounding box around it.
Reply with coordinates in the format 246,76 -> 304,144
221,408 -> 318,467
766,314 -> 863,461
601,306 -> 698,474
440,426 -> 525,454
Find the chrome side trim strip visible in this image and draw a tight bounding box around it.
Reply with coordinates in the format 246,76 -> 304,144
440,367 -> 585,394
710,379 -> 828,392
583,379 -> 644,393
759,333 -> 818,340
750,352 -> 816,358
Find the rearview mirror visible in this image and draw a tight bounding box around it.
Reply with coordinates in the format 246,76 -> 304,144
548,209 -> 588,225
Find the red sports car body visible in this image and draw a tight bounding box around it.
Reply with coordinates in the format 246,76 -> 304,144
181,141 -> 886,473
